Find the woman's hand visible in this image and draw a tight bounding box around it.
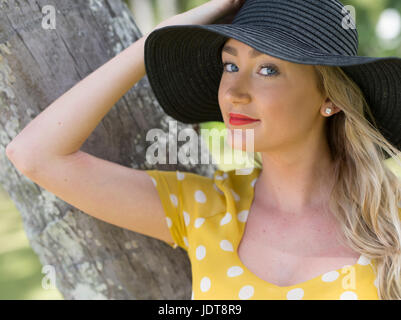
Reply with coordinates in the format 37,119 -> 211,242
147,0 -> 246,36
212,0 -> 247,24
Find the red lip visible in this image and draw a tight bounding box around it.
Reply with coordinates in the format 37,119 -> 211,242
229,113 -> 259,121
229,113 -> 260,126
229,114 -> 260,126
229,118 -> 260,126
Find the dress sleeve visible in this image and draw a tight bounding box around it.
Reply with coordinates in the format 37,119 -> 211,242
144,169 -> 189,250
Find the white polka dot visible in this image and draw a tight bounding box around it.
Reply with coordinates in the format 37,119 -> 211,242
194,217 -> 205,228
321,271 -> 340,282
170,194 -> 178,207
238,285 -> 254,300
220,212 -> 232,225
200,277 -> 211,292
183,211 -> 190,226
251,178 -> 257,188
230,189 -> 240,201
194,190 -> 207,203
196,245 -> 206,260
176,171 -> 185,180
183,236 -> 189,247
213,183 -> 224,195
357,255 -> 370,265
220,239 -> 234,252
166,217 -> 172,228
216,172 -> 228,180
150,177 -> 157,187
237,210 -> 249,222
374,277 -> 378,288
227,266 -> 244,277
340,291 -> 358,300
191,291 -> 194,300
286,288 -> 304,300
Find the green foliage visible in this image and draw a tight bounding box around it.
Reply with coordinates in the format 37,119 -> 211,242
342,0 -> 401,56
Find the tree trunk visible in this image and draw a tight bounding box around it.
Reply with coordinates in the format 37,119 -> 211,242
0,0 -> 216,299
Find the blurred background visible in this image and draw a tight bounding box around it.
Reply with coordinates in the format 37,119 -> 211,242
128,0 -> 401,57
1,0 -> 400,299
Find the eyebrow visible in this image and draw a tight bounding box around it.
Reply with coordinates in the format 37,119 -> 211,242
222,45 -> 264,58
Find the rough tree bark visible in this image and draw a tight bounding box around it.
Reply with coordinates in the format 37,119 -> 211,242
0,0 -> 216,299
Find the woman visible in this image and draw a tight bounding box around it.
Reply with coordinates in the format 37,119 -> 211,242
6,0 -> 401,300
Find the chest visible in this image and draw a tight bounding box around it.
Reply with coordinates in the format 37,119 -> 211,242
237,202 -> 361,287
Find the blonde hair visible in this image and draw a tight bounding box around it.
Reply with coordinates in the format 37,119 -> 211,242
252,65 -> 401,299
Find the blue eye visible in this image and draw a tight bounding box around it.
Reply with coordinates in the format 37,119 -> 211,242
222,62 -> 279,77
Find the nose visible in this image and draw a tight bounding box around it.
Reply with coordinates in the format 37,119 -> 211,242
224,86 -> 251,105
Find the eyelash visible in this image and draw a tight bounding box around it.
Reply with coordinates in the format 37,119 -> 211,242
222,61 -> 279,77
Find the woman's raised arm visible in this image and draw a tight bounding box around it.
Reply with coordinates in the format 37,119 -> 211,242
6,0 -> 243,174
3,1 -> 244,249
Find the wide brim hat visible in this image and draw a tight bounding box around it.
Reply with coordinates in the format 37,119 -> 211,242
144,0 -> 401,155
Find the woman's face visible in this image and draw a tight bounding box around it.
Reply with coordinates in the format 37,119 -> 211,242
218,38 -> 328,153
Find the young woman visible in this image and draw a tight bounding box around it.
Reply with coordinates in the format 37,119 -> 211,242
6,0 -> 401,300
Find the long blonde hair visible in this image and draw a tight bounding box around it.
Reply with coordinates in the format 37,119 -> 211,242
252,65 -> 401,299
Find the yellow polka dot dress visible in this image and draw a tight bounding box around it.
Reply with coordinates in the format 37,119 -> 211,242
145,167 -> 381,300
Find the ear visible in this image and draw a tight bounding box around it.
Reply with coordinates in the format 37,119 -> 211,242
320,98 -> 341,117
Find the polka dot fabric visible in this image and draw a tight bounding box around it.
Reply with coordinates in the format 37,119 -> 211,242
145,167 -> 384,300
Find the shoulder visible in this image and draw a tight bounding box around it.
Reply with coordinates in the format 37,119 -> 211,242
146,167 -> 261,212
146,166 -> 261,185
146,169 -> 213,188
214,167 -> 261,192
211,167 -> 261,207
181,167 -> 261,217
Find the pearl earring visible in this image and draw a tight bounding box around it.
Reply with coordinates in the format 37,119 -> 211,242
325,107 -> 332,115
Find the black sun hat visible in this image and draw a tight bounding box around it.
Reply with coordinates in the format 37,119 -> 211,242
144,0 -> 401,154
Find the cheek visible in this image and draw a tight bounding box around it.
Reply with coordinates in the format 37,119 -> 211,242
217,85 -> 227,115
258,91 -> 316,138
218,80 -> 230,104
259,90 -> 297,123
